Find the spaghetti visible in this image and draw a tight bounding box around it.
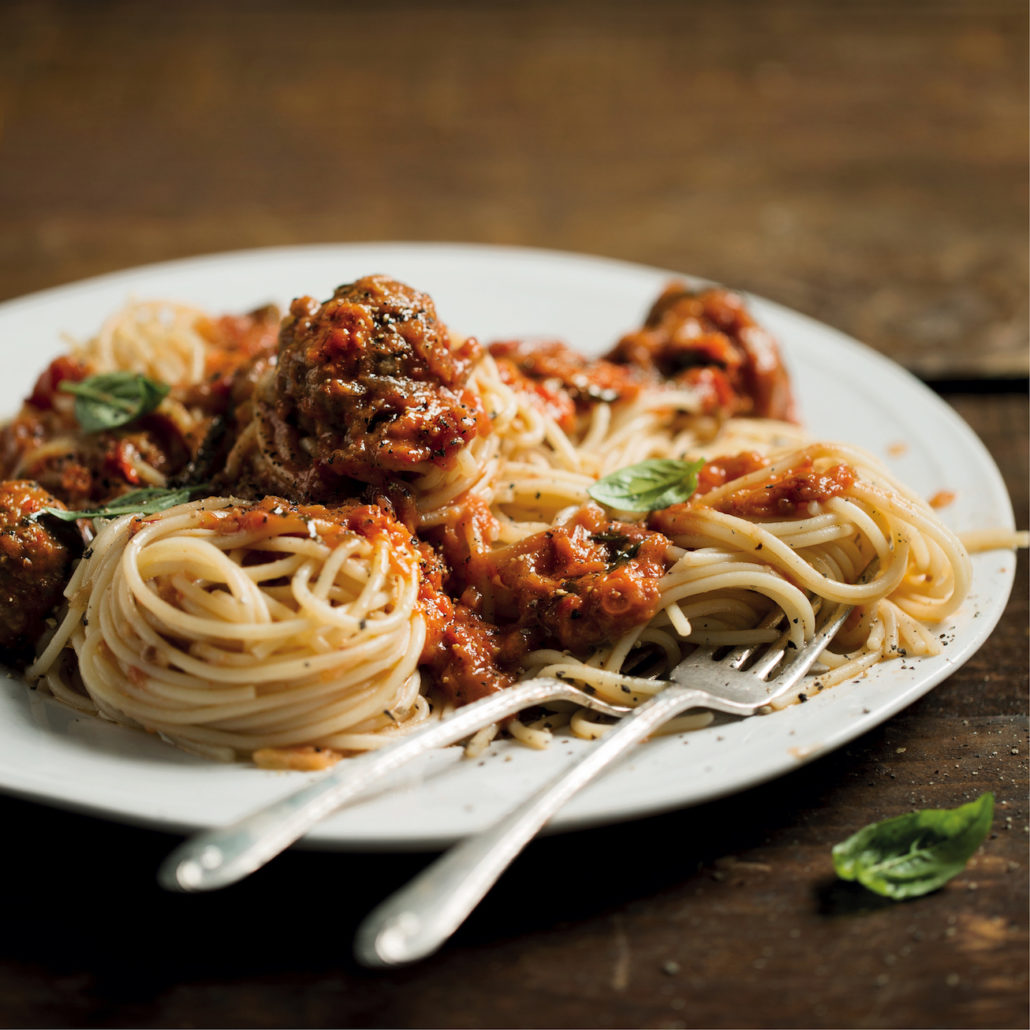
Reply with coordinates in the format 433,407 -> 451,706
28,497 -> 429,767
4,273 -> 1018,767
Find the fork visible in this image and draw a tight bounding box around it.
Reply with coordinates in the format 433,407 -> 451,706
353,597 -> 855,967
159,677 -> 633,892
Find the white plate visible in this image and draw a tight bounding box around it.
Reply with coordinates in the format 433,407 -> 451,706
0,244 -> 1018,849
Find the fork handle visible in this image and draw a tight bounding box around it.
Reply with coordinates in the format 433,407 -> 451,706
158,678 -> 605,893
354,683 -> 706,967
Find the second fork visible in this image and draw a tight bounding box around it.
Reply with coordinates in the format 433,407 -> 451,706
354,597 -> 855,967
159,676 -> 633,893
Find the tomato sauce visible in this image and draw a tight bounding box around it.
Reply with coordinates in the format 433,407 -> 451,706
417,504 -> 674,703
27,356 -> 88,411
709,460 -> 856,518
489,339 -> 642,428
190,496 -> 419,554
416,538 -> 523,703
484,504 -> 670,651
652,452 -> 857,528
606,284 -> 798,422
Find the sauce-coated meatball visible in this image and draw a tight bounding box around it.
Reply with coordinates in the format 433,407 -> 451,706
0,481 -> 80,657
274,275 -> 485,478
607,284 -> 797,422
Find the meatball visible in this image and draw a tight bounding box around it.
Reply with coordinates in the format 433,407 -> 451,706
607,283 -> 798,422
0,481 -> 81,657
222,276 -> 486,502
277,274 -> 485,471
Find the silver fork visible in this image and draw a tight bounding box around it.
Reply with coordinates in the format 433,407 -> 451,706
159,677 -> 633,892
354,597 -> 854,967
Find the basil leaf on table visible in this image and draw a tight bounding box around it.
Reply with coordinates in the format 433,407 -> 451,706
38,486 -> 200,522
588,458 -> 706,513
832,793 -> 994,900
59,371 -> 170,432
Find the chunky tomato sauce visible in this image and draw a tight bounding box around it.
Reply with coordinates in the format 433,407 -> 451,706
694,451 -> 770,493
26,355 -> 89,411
709,460 -> 856,519
488,504 -> 670,650
416,538 -> 523,703
416,503 -> 673,704
606,284 -> 797,422
188,495 -> 418,554
489,339 -> 642,429
651,452 -> 857,534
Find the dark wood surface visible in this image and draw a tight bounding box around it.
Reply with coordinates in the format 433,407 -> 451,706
0,2 -> 1026,1027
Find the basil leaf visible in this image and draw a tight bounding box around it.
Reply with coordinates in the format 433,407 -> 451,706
38,486 -> 200,522
588,458 -> 705,512
832,793 -> 994,900
59,372 -> 170,432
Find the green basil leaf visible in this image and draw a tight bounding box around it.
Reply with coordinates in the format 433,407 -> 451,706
832,793 -> 994,900
59,372 -> 170,432
588,458 -> 705,512
38,486 -> 201,522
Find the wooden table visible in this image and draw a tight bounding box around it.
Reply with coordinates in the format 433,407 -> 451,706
1,2 -> 1026,1027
